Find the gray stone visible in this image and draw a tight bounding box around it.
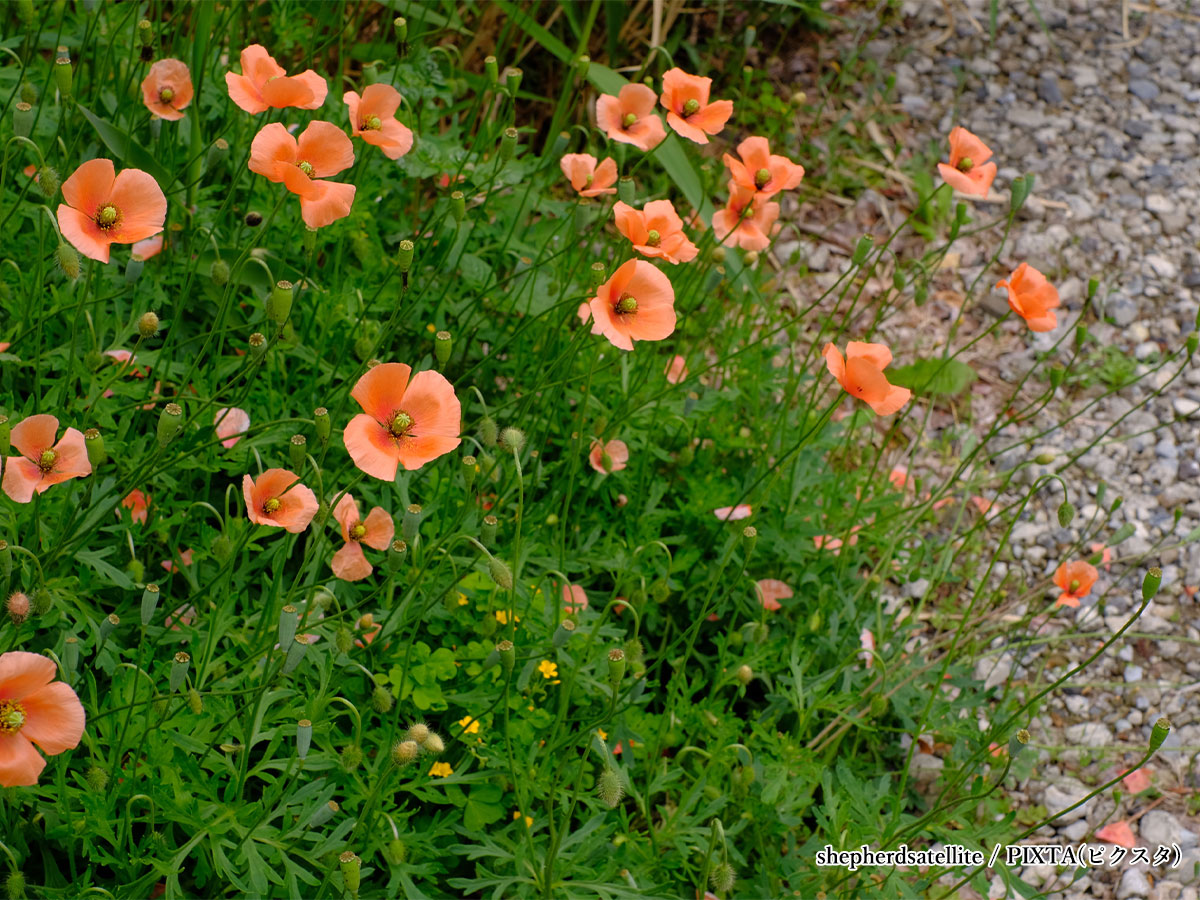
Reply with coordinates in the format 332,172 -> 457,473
1043,780 -> 1093,823
1129,79 -> 1161,102
1124,664 -> 1144,682
1117,868 -> 1151,899
1038,74 -> 1064,104
1065,722 -> 1112,747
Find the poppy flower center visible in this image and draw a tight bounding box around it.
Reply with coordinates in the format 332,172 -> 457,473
622,112 -> 638,128
351,523 -> 367,541
957,157 -> 974,172
682,98 -> 701,117
615,294 -> 638,314
38,449 -> 57,472
389,411 -> 413,437
584,173 -> 594,186
1069,579 -> 1080,593
159,87 -> 175,103
755,168 -> 772,188
263,498 -> 282,514
297,160 -> 315,177
0,700 -> 25,734
97,204 -> 121,229
362,114 -> 382,131
645,229 -> 661,247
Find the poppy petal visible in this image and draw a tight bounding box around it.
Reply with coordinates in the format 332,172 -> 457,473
332,542 -> 372,581
249,123 -> 297,181
344,414 -> 400,481
109,169 -> 167,244
61,158 -> 115,216
297,122 -> 355,177
10,414 -> 59,461
19,682 -> 85,754
362,506 -> 395,550
0,652 -> 56,700
352,362 -> 412,420
299,181 -> 356,228
0,733 -> 46,787
225,72 -> 268,113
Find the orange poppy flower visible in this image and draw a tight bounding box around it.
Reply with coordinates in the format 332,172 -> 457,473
140,58 -> 193,121
331,493 -> 394,581
343,363 -> 461,481
131,234 -> 163,261
1053,560 -> 1098,608
225,44 -> 327,114
588,439 -> 628,475
859,629 -> 876,668
822,342 -> 912,416
2,415 -> 91,503
936,126 -> 997,197
562,584 -> 589,613
664,355 -> 688,384
813,526 -> 861,553
588,259 -> 676,351
723,136 -> 804,198
659,68 -> 733,144
344,84 -> 413,160
0,651 -> 85,787
613,200 -> 698,265
997,263 -> 1060,332
161,548 -> 194,572
242,468 -> 318,533
249,122 -> 356,228
560,154 -> 617,198
56,159 -> 166,264
755,579 -> 793,612
1090,542 -> 1113,571
214,407 -> 250,449
713,505 -> 752,521
120,489 -> 150,525
595,83 -> 667,151
711,184 -> 779,252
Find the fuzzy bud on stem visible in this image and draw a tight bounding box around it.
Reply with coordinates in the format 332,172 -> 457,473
488,557 -> 513,590
138,311 -> 160,337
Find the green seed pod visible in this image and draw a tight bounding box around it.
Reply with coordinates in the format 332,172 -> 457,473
205,137 -> 229,172
1142,567 -> 1162,601
339,851 -> 362,896
282,636 -> 312,673
450,190 -> 466,222
389,539 -> 408,570
462,455 -> 478,489
62,635 -> 79,679
588,261 -> 607,290
289,434 -> 307,470
434,331 -> 452,367
268,280 -> 294,325
84,428 -> 106,467
500,127 -> 518,161
1057,501 -> 1075,528
278,604 -> 299,649
1150,716 -> 1171,752
741,525 -> 757,557
497,639 -> 515,672
248,332 -> 267,359
54,55 -> 73,100
401,504 -> 422,545
1188,332 -> 1199,357
311,407 -> 330,446
1087,277 -> 1099,299
597,767 -> 624,808
12,102 -> 33,138
607,647 -> 625,687
397,239 -> 415,273
505,67 -> 522,95
309,800 -> 338,827
157,403 -> 183,448
296,719 -> 312,759
100,613 -> 120,640
1075,324 -> 1088,349
1009,173 -> 1033,213
550,130 -> 569,159
125,256 -> 144,285
394,17 -> 408,42
0,416 -> 9,456
851,235 -> 874,266
552,619 -> 576,648
481,514 -> 498,547
170,651 -> 190,691
488,557 -> 513,590
140,583 -> 160,625
484,56 -> 498,84
0,541 -> 9,583
617,176 -> 635,205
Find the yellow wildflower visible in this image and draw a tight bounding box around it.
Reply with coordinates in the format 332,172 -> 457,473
429,762 -> 453,777
458,715 -> 480,735
538,660 -> 558,679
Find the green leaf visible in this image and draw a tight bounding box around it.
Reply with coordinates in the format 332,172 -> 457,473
76,548 -> 135,589
887,358 -> 977,397
76,104 -> 174,188
463,784 -> 506,831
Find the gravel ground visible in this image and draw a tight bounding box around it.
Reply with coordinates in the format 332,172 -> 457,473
794,2 -> 1200,897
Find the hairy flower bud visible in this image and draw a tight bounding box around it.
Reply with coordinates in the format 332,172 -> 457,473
392,739 -> 419,765
210,258 -> 230,285
597,767 -> 624,808
478,416 -> 498,448
7,591 -> 29,625
488,557 -> 513,590
499,427 -> 525,454
371,684 -> 393,714
56,242 -> 80,280
138,311 -> 160,338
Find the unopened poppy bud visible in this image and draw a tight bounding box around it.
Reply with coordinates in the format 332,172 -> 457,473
55,55 -> 73,99
386,838 -> 407,864
597,767 -> 624,807
430,330 -> 453,367
450,190 -> 466,222
424,732 -> 445,755
7,591 -> 29,625
617,176 -> 635,205
400,503 -> 421,545
84,428 -> 106,466
210,532 -> 233,563
406,721 -> 430,744
208,257 -> 230,286
371,684 -> 393,714
497,639 -> 515,672
278,604 -> 299,648
18,79 -> 35,104
288,434 -> 307,470
51,240 -> 79,281
500,127 -> 518,161
100,613 -> 120,640
157,402 -> 183,447
1049,366 -> 1065,389
339,851 -> 361,896
340,743 -> 362,772
81,764 -> 109,795
735,664 -> 753,685
16,0 -> 34,23
481,514 -> 498,546
1075,323 -> 1088,348
607,647 -> 625,686
392,739 -> 419,765
296,719 -> 312,759
553,618 -> 576,648
30,588 -> 51,616
1150,716 -> 1171,752
499,427 -> 525,454
388,539 -> 407,570
140,583 -> 160,625
710,862 -> 736,894
170,651 -> 190,691
478,416 -> 498,448
1034,450 -> 1055,465
35,165 -> 60,199
268,280 -> 294,326
12,102 -> 33,138
505,67 -> 522,95
334,626 -> 354,655
185,687 -> 202,713
489,557 -> 513,590
1189,332 -> 1199,356
138,311 -> 160,338
397,239 -> 415,273
248,332 -> 267,359
1143,567 -> 1162,601
743,250 -> 759,267
309,799 -> 338,827
1057,501 -> 1075,528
